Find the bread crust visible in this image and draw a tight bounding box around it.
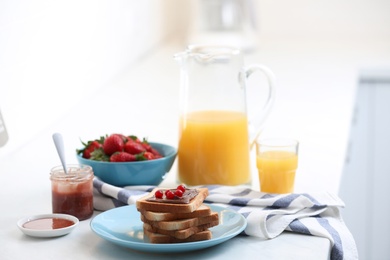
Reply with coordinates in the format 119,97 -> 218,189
143,221 -> 218,239
139,204 -> 212,221
141,212 -> 219,230
143,229 -> 212,243
136,187 -> 209,213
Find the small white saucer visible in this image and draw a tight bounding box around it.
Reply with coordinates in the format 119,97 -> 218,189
17,213 -> 79,238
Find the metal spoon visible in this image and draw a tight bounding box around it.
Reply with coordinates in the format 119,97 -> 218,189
52,133 -> 67,173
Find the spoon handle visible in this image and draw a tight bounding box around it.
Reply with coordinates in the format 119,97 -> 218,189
52,133 -> 67,173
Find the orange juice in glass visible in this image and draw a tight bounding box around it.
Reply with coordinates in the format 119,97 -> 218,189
256,139 -> 299,193
178,110 -> 250,185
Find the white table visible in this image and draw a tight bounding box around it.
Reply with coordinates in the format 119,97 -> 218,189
2,36 -> 389,259
0,115 -> 330,260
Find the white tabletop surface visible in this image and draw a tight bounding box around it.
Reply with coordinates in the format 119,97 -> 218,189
1,36 -> 389,259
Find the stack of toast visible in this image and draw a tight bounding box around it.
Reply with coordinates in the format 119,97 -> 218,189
136,187 -> 219,243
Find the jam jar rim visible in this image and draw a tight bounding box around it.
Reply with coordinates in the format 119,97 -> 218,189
50,164 -> 93,182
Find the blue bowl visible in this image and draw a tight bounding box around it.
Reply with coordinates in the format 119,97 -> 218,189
76,142 -> 177,187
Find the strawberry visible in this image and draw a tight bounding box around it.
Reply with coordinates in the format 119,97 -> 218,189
90,148 -> 110,161
128,135 -> 141,143
110,152 -> 136,162
141,141 -> 152,151
138,139 -> 162,157
116,134 -> 129,142
77,133 -> 165,162
103,134 -> 125,155
82,140 -> 102,159
150,148 -> 162,157
142,152 -> 154,160
142,151 -> 155,160
76,137 -> 104,159
124,140 -> 146,155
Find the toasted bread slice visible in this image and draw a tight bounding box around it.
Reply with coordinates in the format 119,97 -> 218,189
139,204 -> 212,221
136,187 -> 209,213
143,221 -> 219,239
144,229 -> 212,244
141,212 -> 219,230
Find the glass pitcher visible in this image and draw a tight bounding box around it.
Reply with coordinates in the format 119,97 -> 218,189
174,45 -> 276,186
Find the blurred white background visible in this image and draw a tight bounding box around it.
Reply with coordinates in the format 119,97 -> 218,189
0,0 -> 188,155
1,0 -> 389,156
1,1 -> 390,259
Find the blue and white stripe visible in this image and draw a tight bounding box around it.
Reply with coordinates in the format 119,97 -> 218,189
93,178 -> 357,260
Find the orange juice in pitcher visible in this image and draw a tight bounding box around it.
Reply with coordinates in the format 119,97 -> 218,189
175,45 -> 276,186
178,110 -> 250,185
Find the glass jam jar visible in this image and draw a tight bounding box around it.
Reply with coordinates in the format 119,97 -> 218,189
50,164 -> 94,220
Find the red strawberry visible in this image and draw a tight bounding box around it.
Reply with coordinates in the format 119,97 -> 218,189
110,152 -> 136,162
82,140 -> 102,159
103,134 -> 125,155
142,151 -> 155,160
124,140 -> 146,154
116,134 -> 129,142
77,138 -> 104,159
89,147 -> 109,161
141,142 -> 152,151
150,148 -> 162,157
128,135 -> 141,143
139,140 -> 162,157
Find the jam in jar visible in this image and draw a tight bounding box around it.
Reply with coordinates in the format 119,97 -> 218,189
50,164 -> 94,220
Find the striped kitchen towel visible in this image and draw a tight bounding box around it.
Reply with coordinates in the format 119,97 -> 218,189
93,178 -> 358,260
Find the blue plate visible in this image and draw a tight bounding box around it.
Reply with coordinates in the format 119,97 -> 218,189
90,204 -> 247,253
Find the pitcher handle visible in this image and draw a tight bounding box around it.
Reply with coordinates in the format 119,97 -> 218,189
242,64 -> 276,149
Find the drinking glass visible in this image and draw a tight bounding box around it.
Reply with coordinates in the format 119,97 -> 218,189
256,138 -> 299,193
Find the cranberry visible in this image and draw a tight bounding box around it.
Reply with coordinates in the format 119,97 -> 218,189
155,190 -> 163,199
166,190 -> 175,199
177,184 -> 186,193
174,189 -> 183,197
